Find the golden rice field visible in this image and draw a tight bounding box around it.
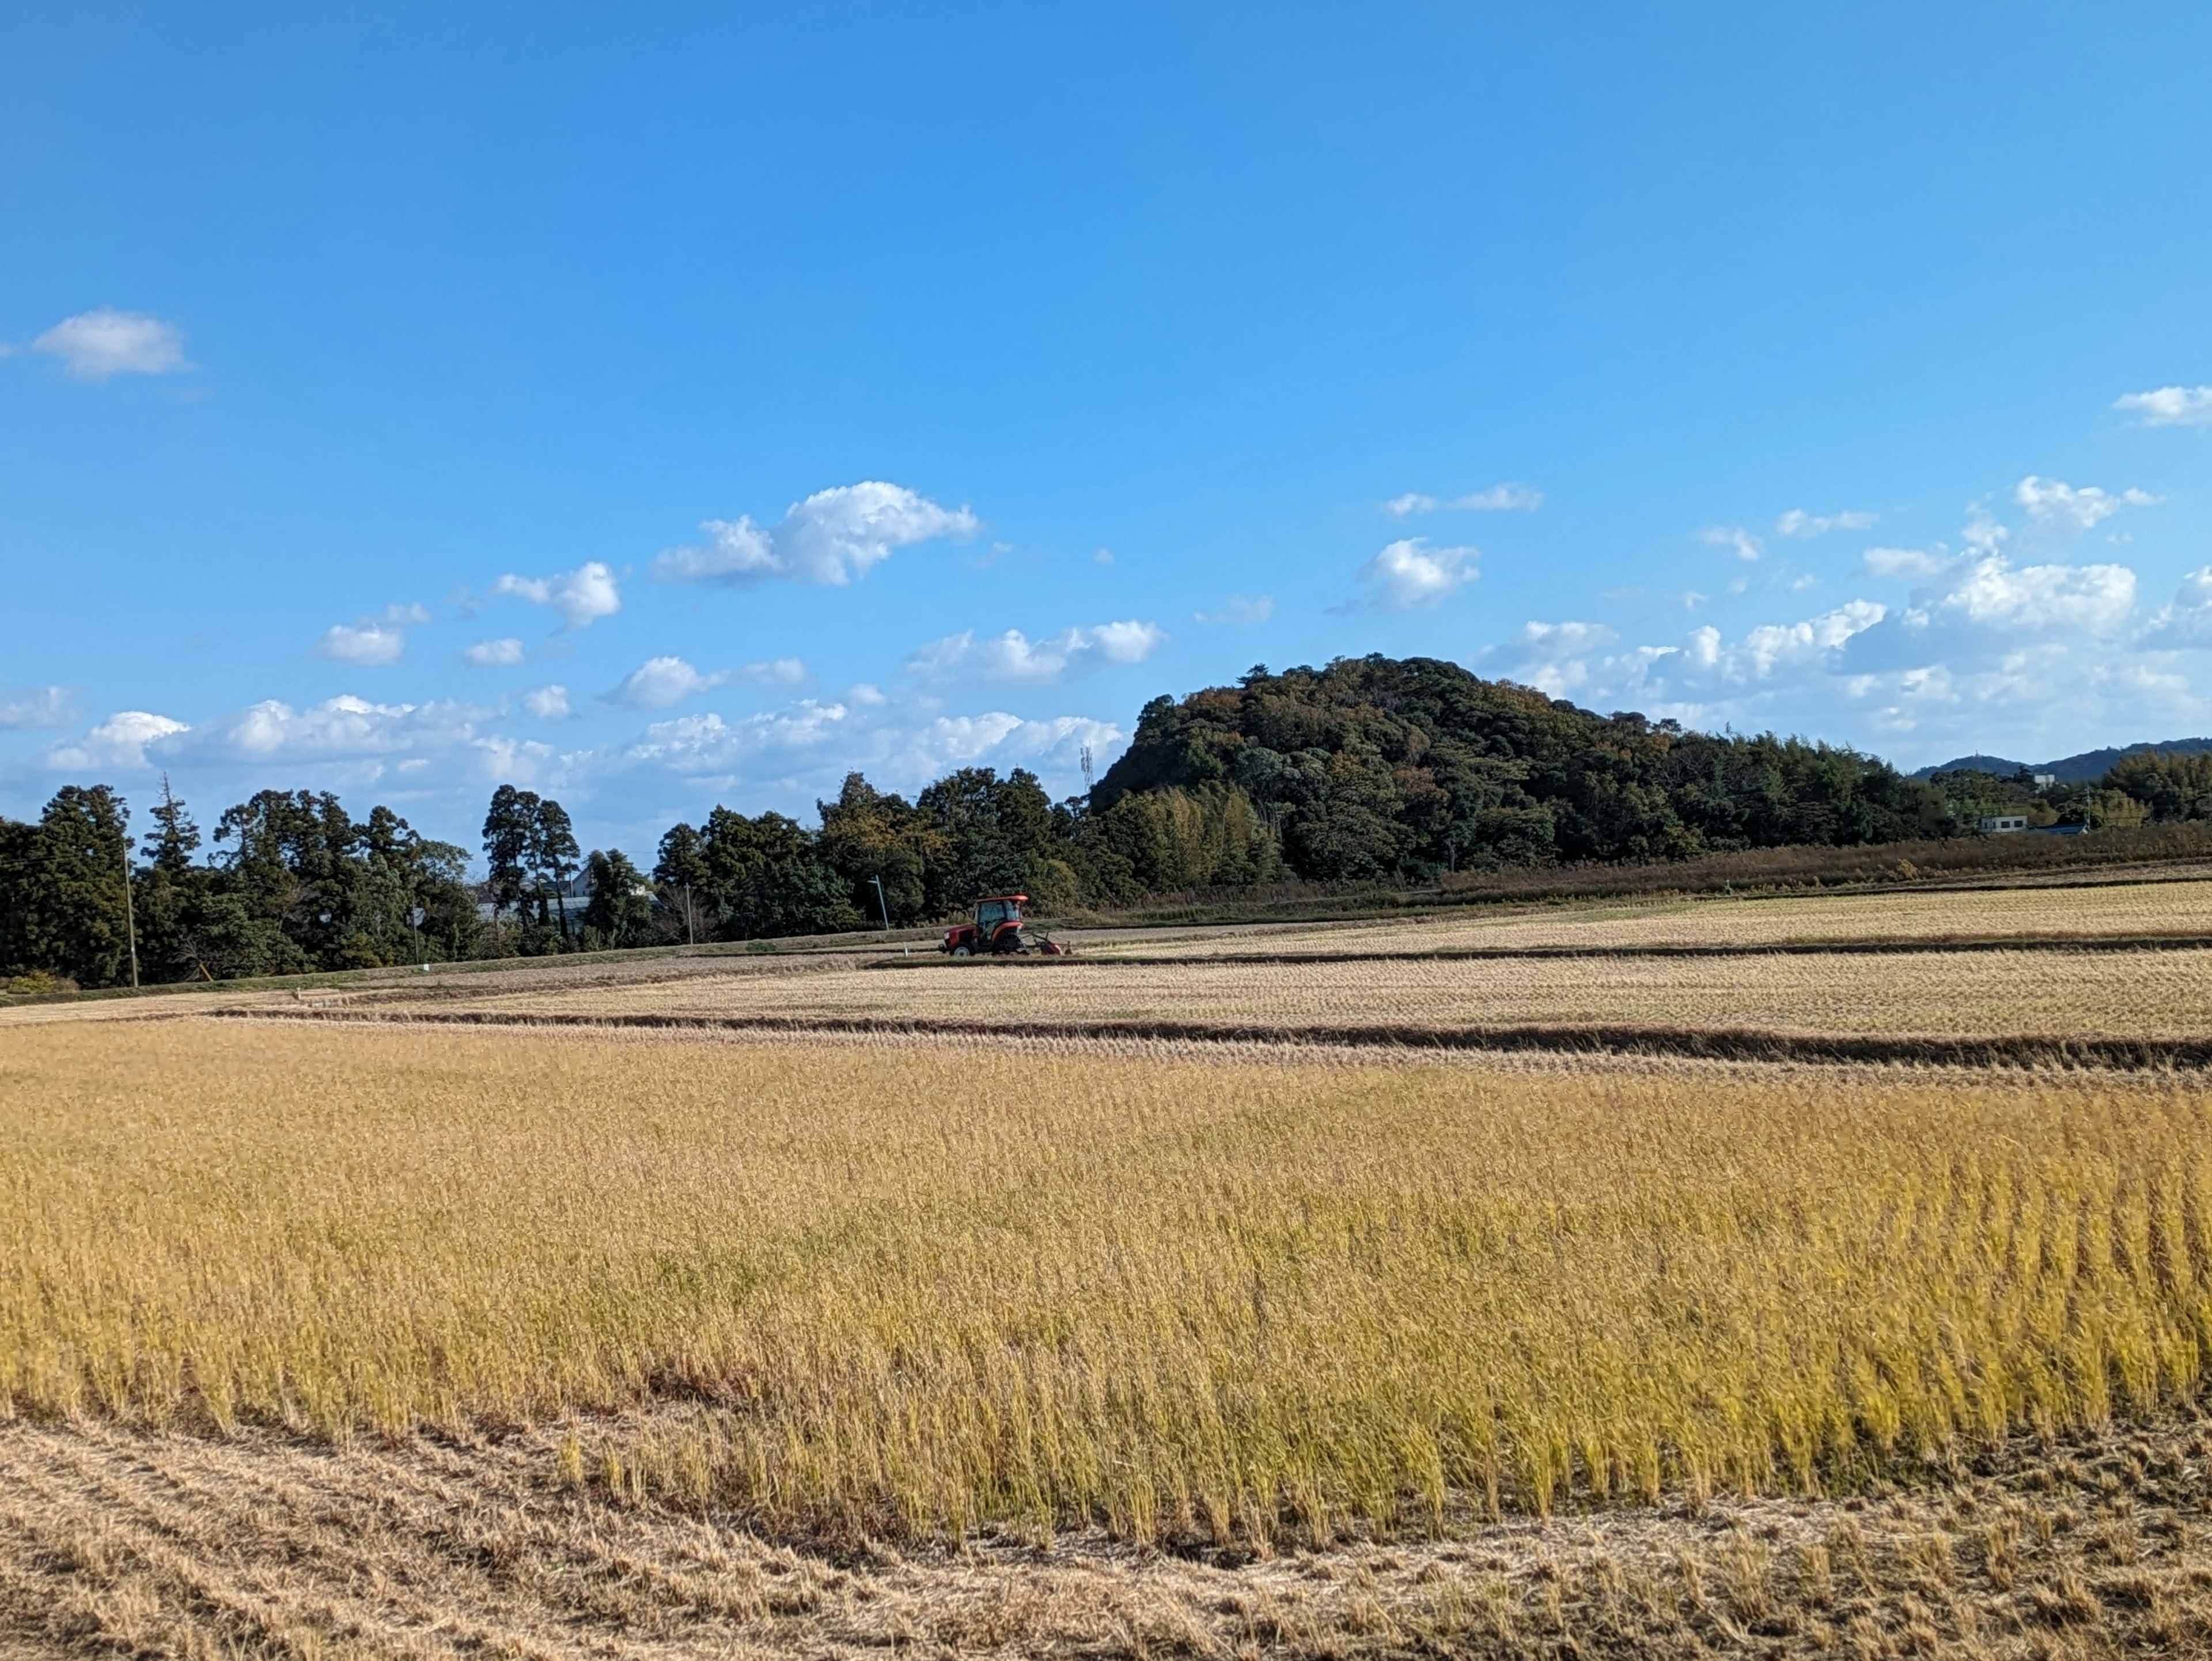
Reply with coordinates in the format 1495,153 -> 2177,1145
1084,875 -> 2212,958
7,1018 -> 2212,1552
420,941 -> 2212,1041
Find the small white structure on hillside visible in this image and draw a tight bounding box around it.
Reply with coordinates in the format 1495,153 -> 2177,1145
1979,813 -> 2029,833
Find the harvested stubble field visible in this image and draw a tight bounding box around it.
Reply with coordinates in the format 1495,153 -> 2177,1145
10,1011 -> 2212,1655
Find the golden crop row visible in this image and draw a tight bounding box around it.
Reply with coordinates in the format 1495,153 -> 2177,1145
5,1021 -> 2209,1543
442,942 -> 2212,1040
1081,877 -> 2212,960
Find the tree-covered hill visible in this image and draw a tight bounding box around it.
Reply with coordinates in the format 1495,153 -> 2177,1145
1093,655 -> 1952,881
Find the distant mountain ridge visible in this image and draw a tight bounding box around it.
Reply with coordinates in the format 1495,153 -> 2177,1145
1911,739 -> 2212,784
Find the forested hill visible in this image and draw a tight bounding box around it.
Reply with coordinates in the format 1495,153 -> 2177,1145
1093,655 -> 1952,879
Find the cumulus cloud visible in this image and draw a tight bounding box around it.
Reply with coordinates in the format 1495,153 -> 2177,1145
604,656 -> 732,710
1347,539 -> 1478,611
619,696 -> 1118,796
1381,483 -> 1542,517
1775,508 -> 1877,539
1195,595 -> 1275,626
738,657 -> 808,686
1863,547 -> 1952,581
2140,567 -> 2212,649
31,309 -> 190,380
908,620 -> 1167,685
653,481 -> 979,587
464,637 -> 527,668
0,686 -> 75,730
2013,475 -> 2157,529
522,685 -> 573,720
2115,386 -> 2212,427
1700,525 -> 1765,562
315,604 -> 430,667
493,561 -> 621,628
47,711 -> 190,771
1903,551 -> 2136,635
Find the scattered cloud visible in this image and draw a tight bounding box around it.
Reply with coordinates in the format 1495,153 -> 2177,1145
464,637 -> 527,668
1382,483 -> 1542,517
1195,595 -> 1275,626
315,604 -> 431,667
908,620 -> 1166,685
1774,508 -> 1877,539
2115,385 -> 2212,427
2013,475 -> 2157,529
1904,552 -> 2137,636
492,561 -> 621,628
604,656 -> 731,710
31,309 -> 190,380
47,711 -> 190,771
1094,548 -> 1115,565
1344,539 -> 1478,612
2135,568 -> 2212,649
738,657 -> 808,687
1863,547 -> 1952,581
653,481 -> 978,587
0,686 -> 75,730
1700,525 -> 1765,562
521,685 -> 573,720
618,697 -> 1118,797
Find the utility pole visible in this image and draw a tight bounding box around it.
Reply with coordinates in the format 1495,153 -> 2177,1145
683,882 -> 696,946
120,835 -> 140,990
869,874 -> 892,936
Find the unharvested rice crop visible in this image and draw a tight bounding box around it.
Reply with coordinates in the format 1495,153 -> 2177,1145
5,1021 -> 2211,1547
430,942 -> 2212,1040
1086,877 -> 2212,959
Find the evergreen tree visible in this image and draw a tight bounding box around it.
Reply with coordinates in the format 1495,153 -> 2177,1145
580,848 -> 654,947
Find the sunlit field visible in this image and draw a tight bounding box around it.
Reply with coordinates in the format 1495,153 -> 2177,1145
7,1020 -> 2209,1550
426,940 -> 2212,1041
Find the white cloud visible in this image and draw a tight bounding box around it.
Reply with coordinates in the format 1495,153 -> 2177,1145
738,657 -> 808,686
2140,567 -> 2212,648
0,686 -> 75,730
1775,508 -> 1877,539
1381,483 -> 1542,517
31,309 -> 190,380
1907,552 -> 2136,635
1351,539 -> 1478,611
653,481 -> 979,587
316,624 -> 407,666
1700,525 -> 1765,562
314,602 -> 431,666
522,685 -> 573,720
2115,386 -> 2212,427
192,696 -> 485,765
908,620 -> 1167,685
493,560 -> 621,628
2013,475 -> 2157,529
465,637 -> 527,668
1863,547 -> 1952,581
47,711 -> 190,771
619,697 -> 1118,797
1195,595 -> 1275,626
605,656 -> 732,710
1094,548 -> 1115,565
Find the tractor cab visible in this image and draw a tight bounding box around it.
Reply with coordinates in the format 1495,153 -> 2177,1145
942,894 -> 1028,957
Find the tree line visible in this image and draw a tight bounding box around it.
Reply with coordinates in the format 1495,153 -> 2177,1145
10,653 -> 2210,989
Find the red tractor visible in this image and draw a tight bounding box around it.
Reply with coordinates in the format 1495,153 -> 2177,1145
941,894 -> 1070,957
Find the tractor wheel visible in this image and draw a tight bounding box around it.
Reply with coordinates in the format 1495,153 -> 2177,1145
950,944 -> 972,958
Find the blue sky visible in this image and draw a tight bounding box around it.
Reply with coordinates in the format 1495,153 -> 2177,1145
6,3 -> 2211,860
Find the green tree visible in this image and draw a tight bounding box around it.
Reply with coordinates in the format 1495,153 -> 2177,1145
581,849 -> 654,947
